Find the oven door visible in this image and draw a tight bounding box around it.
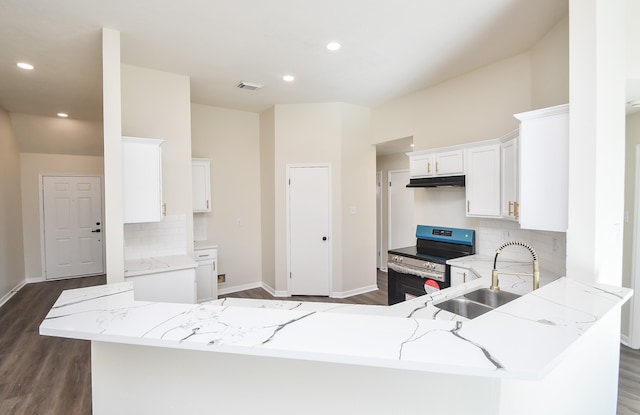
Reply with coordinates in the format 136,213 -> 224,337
387,264 -> 450,305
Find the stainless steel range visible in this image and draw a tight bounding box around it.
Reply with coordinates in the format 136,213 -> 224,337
387,225 -> 475,305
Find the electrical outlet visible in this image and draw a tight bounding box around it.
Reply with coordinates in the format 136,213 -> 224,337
218,274 -> 226,283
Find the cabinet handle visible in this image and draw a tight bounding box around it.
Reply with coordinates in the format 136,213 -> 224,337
427,162 -> 431,174
162,203 -> 167,216
463,272 -> 467,282
508,201 -> 513,217
436,161 -> 439,173
467,200 -> 470,213
206,200 -> 209,209
198,254 -> 208,258
514,201 -> 520,220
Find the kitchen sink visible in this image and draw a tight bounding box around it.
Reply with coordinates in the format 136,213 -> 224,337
434,297 -> 493,319
463,288 -> 520,308
434,288 -> 521,319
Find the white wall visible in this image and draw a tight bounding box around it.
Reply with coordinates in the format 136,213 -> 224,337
191,104 -> 262,292
120,64 -> 194,264
0,107 -> 25,303
19,153 -> 104,280
530,16 -> 570,109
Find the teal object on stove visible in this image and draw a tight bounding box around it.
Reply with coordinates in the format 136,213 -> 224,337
416,225 -> 475,246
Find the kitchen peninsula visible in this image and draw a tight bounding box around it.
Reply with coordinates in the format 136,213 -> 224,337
40,267 -> 630,415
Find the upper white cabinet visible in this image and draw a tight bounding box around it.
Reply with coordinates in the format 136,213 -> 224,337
122,136 -> 163,223
500,130 -> 519,221
465,142 -> 501,217
515,104 -> 569,232
409,149 -> 464,178
192,158 -> 211,213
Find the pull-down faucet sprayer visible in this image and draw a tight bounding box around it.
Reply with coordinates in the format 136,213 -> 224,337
489,241 -> 540,292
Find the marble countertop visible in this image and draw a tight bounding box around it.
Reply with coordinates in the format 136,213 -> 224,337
194,241 -> 218,250
124,255 -> 197,277
40,264 -> 631,379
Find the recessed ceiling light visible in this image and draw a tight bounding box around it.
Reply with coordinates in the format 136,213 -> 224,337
17,62 -> 34,70
410,144 -> 415,147
326,42 -> 341,51
282,75 -> 295,82
57,113 -> 69,118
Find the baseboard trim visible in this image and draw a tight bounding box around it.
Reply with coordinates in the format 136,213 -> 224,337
331,284 -> 379,299
0,279 -> 27,309
218,282 -> 262,296
379,267 -> 388,273
26,277 -> 45,284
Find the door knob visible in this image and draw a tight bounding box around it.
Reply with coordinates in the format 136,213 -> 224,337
322,236 -> 327,241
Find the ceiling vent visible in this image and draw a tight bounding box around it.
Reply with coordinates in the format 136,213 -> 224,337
237,81 -> 263,91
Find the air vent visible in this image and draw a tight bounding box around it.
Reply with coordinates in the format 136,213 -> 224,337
237,81 -> 263,91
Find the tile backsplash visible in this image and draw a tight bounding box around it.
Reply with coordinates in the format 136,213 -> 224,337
124,214 -> 187,260
477,219 -> 566,276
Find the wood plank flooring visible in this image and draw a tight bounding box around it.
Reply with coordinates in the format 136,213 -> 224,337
0,271 -> 638,414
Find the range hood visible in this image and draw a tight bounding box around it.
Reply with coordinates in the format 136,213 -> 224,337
406,175 -> 465,188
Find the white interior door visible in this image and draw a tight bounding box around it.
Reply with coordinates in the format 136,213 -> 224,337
43,176 -> 104,279
388,169 -> 415,249
288,165 -> 330,296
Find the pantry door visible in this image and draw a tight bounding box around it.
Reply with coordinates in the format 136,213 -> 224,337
388,169 -> 415,249
287,165 -> 331,296
42,176 -> 105,279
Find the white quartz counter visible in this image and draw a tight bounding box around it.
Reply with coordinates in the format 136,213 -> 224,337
124,255 -> 197,277
40,267 -> 630,380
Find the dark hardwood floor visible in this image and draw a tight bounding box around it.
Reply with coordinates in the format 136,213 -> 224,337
0,271 -> 638,414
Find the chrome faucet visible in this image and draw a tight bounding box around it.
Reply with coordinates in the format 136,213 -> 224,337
489,241 -> 540,292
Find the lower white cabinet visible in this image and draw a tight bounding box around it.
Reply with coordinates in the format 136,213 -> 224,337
128,268 -> 196,304
195,247 -> 218,302
450,266 -> 479,286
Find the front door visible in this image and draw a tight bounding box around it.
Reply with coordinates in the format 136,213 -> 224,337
288,165 -> 330,296
43,176 -> 104,279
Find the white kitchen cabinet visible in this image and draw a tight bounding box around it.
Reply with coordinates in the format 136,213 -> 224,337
195,247 -> 218,302
450,265 -> 479,287
192,158 -> 211,213
500,130 -> 519,221
122,136 -> 163,223
408,149 -> 463,178
128,268 -> 196,304
515,104 -> 569,232
465,142 -> 501,217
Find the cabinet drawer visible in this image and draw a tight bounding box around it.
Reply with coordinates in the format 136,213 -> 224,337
195,248 -> 217,260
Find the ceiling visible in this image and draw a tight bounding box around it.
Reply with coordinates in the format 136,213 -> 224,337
0,0 -> 570,126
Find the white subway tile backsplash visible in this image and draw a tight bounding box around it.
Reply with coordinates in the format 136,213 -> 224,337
477,219 -> 566,276
124,214 -> 188,260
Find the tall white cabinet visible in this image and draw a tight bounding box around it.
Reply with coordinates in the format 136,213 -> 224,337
192,158 -> 211,213
515,104 -> 569,232
122,136 -> 163,223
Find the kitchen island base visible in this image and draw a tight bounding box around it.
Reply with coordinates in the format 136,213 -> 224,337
92,308 -> 621,415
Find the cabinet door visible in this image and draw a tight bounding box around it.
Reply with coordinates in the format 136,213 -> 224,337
465,144 -> 501,217
195,261 -> 214,302
501,137 -> 519,220
192,159 -> 211,213
435,150 -> 464,175
409,154 -> 434,178
516,105 -> 569,232
450,266 -> 468,287
122,137 -> 163,223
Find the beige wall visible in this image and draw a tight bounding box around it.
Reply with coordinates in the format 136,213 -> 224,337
623,112 -> 640,340
191,104 -> 262,291
121,64 -> 194,261
0,108 -> 25,301
531,16 -> 570,109
371,53 -> 532,150
269,103 -> 375,296
260,107 -> 276,289
19,153 -> 104,280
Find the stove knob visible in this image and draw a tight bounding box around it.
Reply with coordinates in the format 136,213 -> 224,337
398,257 -> 403,263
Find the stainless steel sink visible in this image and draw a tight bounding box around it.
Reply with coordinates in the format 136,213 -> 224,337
463,288 -> 520,308
434,288 -> 521,319
434,297 -> 493,319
